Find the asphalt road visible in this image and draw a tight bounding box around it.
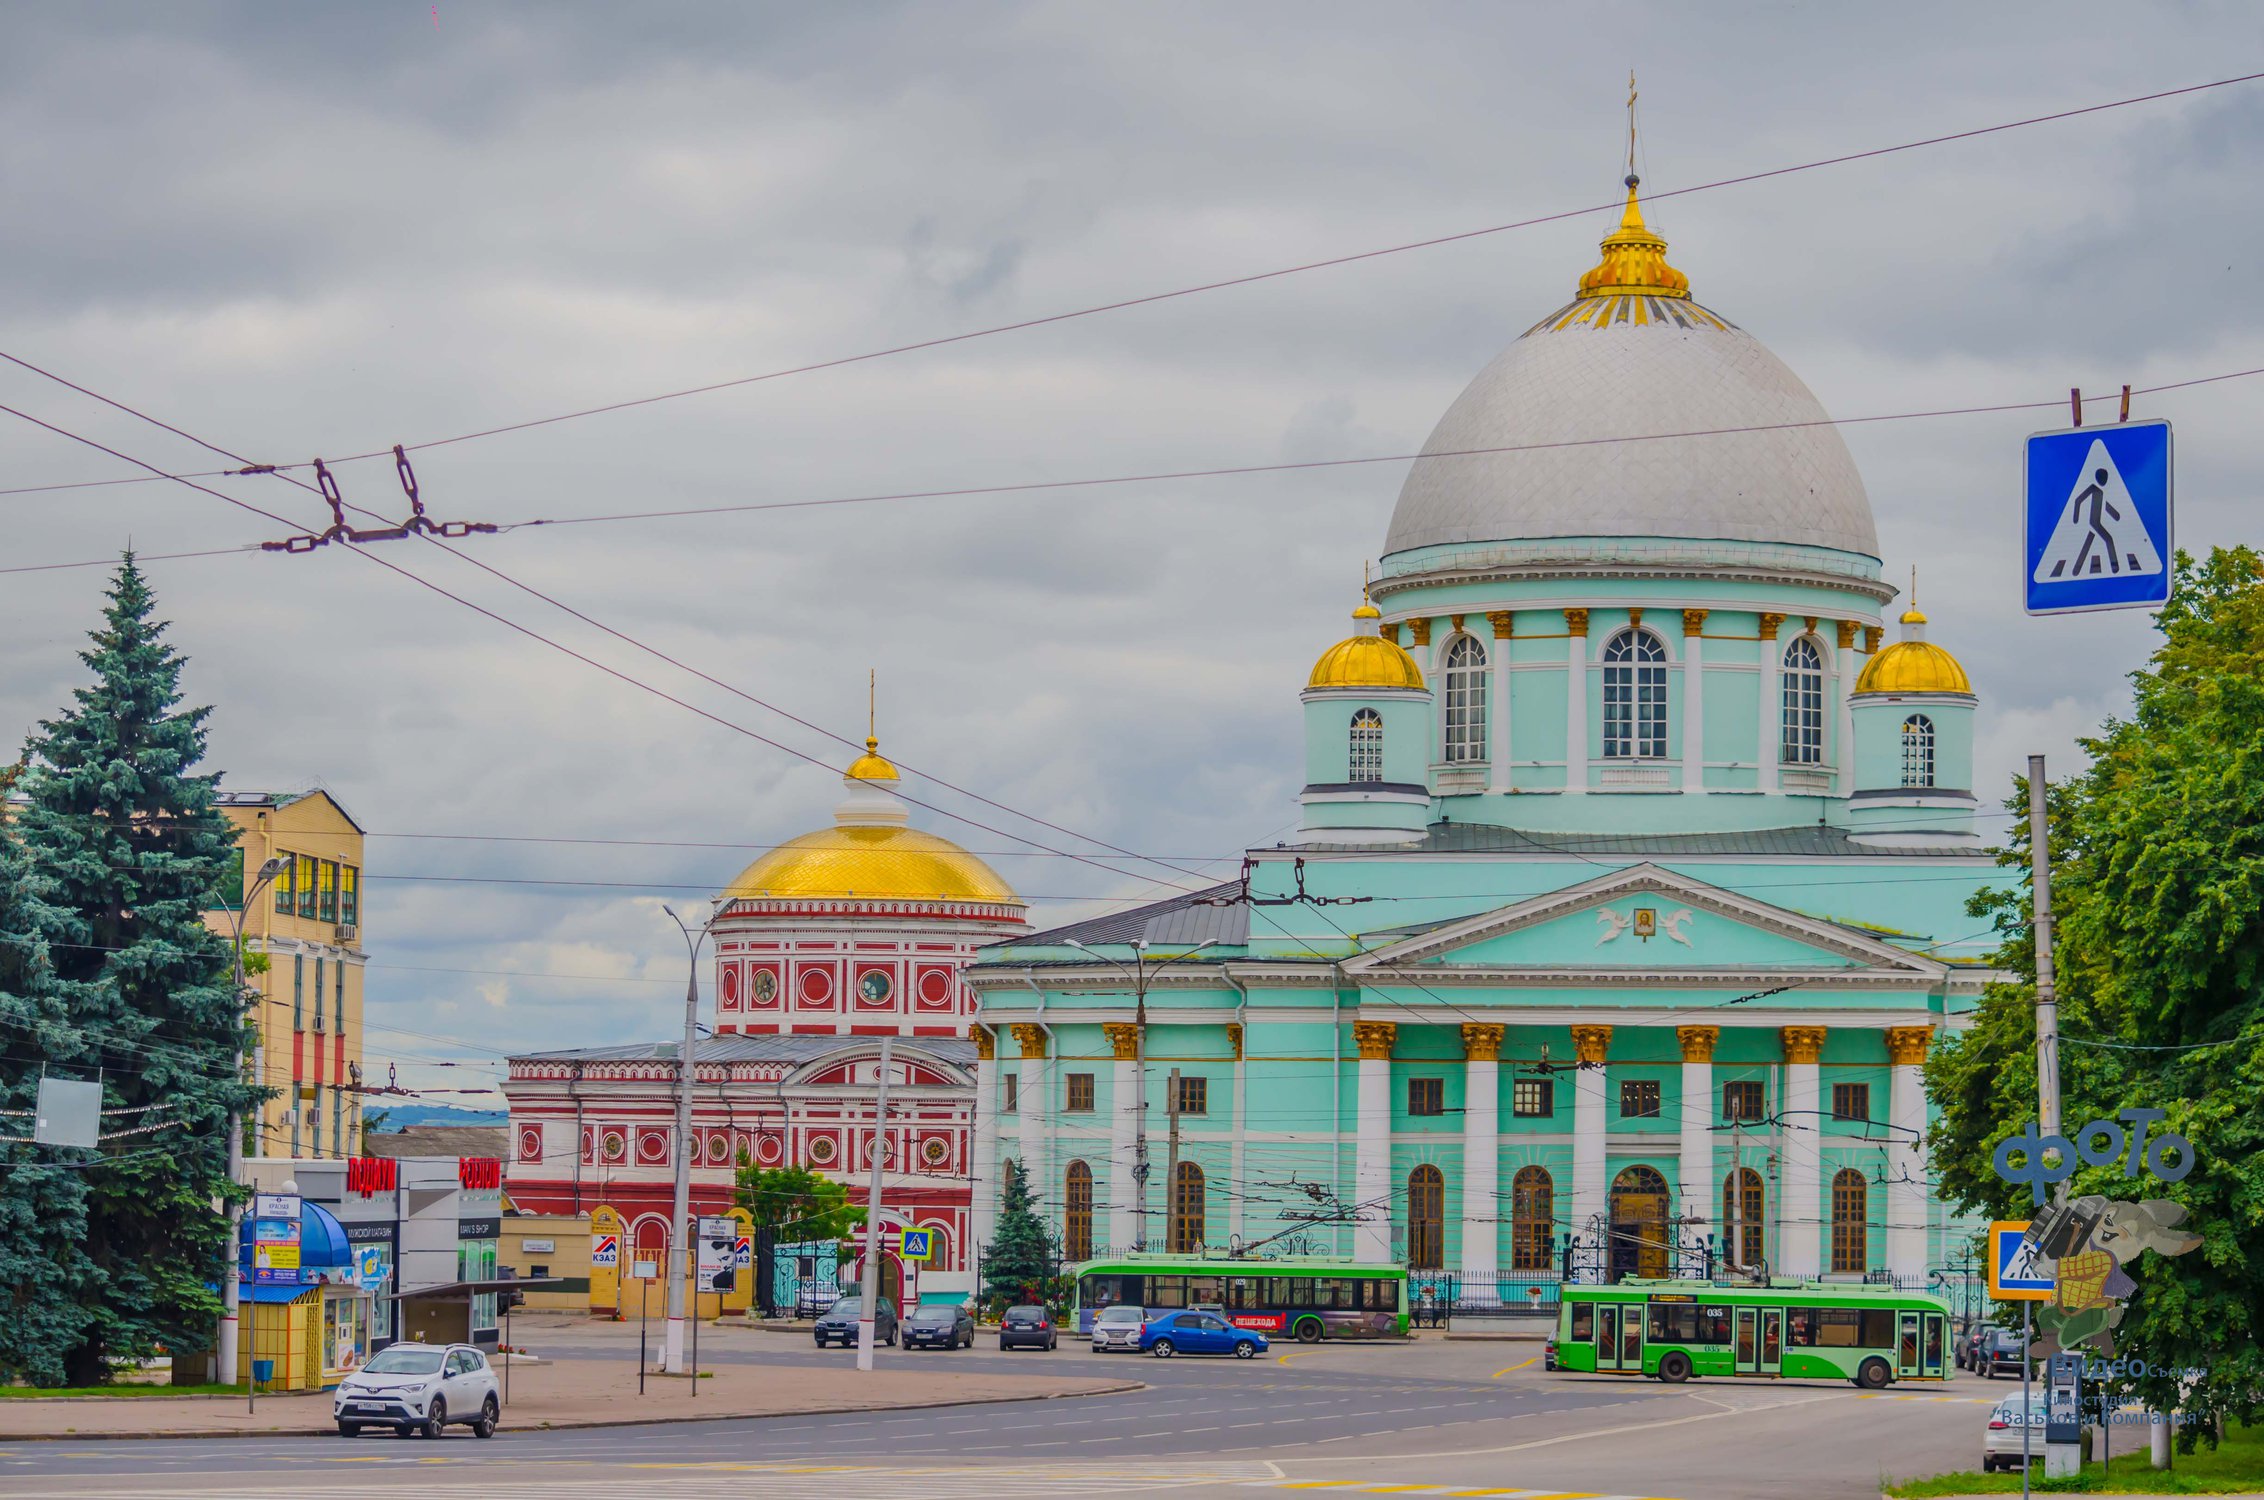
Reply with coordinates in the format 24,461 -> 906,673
0,1330 -> 1990,1500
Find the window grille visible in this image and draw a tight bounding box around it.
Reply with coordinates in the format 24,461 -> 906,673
1170,1161 -> 1206,1252
1831,1082 -> 1871,1124
1349,708 -> 1384,782
1601,630 -> 1668,759
1065,1073 -> 1094,1112
1442,637 -> 1489,763
1901,714 -> 1936,787
1782,638 -> 1826,765
1511,1166 -> 1554,1270
1174,1075 -> 1208,1116
1831,1169 -> 1869,1274
1722,1080 -> 1765,1122
1406,1166 -> 1445,1269
1724,1168 -> 1765,1268
1407,1078 -> 1444,1116
1065,1161 -> 1093,1260
1512,1078 -> 1553,1117
1619,1079 -> 1661,1118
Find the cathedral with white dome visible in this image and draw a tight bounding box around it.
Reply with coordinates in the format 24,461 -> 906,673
968,172 -> 1999,1299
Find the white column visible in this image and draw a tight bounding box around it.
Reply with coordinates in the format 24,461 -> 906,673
1778,1027 -> 1825,1279
1229,1024 -> 1247,1249
1758,614 -> 1785,794
1104,1025 -> 1137,1255
1487,616 -> 1513,793
1569,1025 -> 1609,1267
1564,611 -> 1589,795
1836,623 -> 1860,792
1459,1025 -> 1502,1284
1352,1021 -> 1394,1265
971,1030 -> 1001,1256
1677,1027 -> 1717,1277
1013,1024 -> 1043,1187
1680,611 -> 1707,793
1885,1028 -> 1931,1281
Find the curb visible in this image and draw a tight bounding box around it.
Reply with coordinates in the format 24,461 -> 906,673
0,1378 -> 1148,1443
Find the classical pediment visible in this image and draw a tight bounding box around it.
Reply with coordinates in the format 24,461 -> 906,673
1343,863 -> 1948,979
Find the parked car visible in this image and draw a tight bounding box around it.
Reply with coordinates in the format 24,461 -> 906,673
1542,1338 -> 1559,1372
813,1295 -> 897,1349
1140,1310 -> 1269,1360
903,1302 -> 974,1350
1982,1395 -> 2045,1472
333,1342 -> 499,1439
1091,1304 -> 1148,1353
998,1304 -> 1058,1350
1957,1325 -> 1987,1372
1980,1328 -> 2033,1380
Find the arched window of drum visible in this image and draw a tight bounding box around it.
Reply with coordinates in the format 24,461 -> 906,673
1442,637 -> 1489,763
1064,1160 -> 1093,1261
1722,1167 -> 1765,1270
1830,1168 -> 1869,1274
1510,1166 -> 1554,1271
1601,629 -> 1669,759
1901,714 -> 1936,788
1170,1161 -> 1206,1253
1349,708 -> 1385,783
1782,638 -> 1826,766
1406,1165 -> 1445,1270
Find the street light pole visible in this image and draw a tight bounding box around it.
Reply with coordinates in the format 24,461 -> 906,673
660,904 -> 715,1376
218,857 -> 285,1391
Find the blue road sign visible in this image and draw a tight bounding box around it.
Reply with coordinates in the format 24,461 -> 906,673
899,1228 -> 933,1262
1988,1220 -> 2056,1302
2024,419 -> 2173,615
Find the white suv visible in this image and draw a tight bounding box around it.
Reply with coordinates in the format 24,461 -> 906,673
334,1342 -> 500,1439
1092,1305 -> 1147,1352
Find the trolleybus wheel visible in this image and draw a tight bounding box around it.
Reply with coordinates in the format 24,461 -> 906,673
1657,1351 -> 1693,1384
1856,1357 -> 1892,1390
1294,1318 -> 1323,1344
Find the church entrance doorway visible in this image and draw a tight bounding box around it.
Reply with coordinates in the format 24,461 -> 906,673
1609,1165 -> 1671,1281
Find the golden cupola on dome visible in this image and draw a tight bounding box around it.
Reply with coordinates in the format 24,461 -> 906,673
1308,598 -> 1427,691
1576,175 -> 1691,301
1856,595 -> 1974,696
843,735 -> 899,782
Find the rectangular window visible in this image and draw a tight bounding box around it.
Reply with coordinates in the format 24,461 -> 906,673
274,853 -> 296,914
290,1099 -> 301,1156
1407,1078 -> 1444,1116
1722,1080 -> 1765,1122
213,846 -> 246,911
317,860 -> 339,923
333,1087 -> 344,1156
334,959 -> 345,1033
1619,1079 -> 1662,1118
293,954 -> 305,1031
1832,1083 -> 1872,1124
309,1083 -> 322,1156
1001,1074 -> 1017,1114
1569,1302 -> 1593,1341
340,865 -> 360,929
1813,1307 -> 1862,1348
1860,1309 -> 1895,1349
1513,1078 -> 1554,1118
1173,1075 -> 1208,1116
1065,1073 -> 1094,1112
295,854 -> 318,918
1646,1303 -> 1732,1345
312,958 -> 326,1031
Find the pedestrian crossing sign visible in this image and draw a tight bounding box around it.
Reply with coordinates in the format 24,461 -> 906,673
2024,419 -> 2173,615
899,1228 -> 933,1261
1988,1220 -> 2056,1302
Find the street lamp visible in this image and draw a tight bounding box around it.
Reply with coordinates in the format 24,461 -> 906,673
1063,936 -> 1218,1250
659,903 -> 716,1376
218,856 -> 286,1392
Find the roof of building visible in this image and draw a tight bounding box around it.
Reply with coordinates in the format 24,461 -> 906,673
1855,606 -> 1974,695
361,1126 -> 511,1160
511,1032 -> 976,1065
994,882 -> 1251,951
213,786 -> 365,833
1295,823 -> 1988,859
1382,175 -> 1878,564
1308,600 -> 1426,691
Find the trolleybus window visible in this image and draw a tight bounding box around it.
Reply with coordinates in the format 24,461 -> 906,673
1569,1302 -> 1592,1341
1646,1303 -> 1731,1344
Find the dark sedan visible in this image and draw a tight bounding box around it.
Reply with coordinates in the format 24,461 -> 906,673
998,1304 -> 1058,1350
903,1302 -> 974,1350
812,1295 -> 897,1349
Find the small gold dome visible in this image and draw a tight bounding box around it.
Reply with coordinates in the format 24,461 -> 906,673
844,735 -> 899,782
722,824 -> 1021,905
1308,603 -> 1426,691
1857,642 -> 1972,695
1576,177 -> 1691,301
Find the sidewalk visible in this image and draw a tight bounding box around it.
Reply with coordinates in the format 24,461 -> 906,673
0,1358 -> 1140,1440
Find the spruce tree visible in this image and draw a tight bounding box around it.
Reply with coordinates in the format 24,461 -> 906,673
0,795 -> 101,1384
14,555 -> 252,1384
979,1158 -> 1057,1310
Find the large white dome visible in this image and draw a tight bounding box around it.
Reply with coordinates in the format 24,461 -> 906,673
1383,188 -> 1879,563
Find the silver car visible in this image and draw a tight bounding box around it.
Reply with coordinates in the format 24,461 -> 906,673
1091,1304 -> 1147,1352
334,1342 -> 499,1439
1982,1394 -> 2045,1472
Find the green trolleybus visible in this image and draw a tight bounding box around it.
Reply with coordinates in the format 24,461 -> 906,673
1553,1280 -> 1953,1388
1072,1256 -> 1409,1342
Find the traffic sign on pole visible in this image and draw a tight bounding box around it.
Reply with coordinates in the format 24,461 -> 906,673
2024,419 -> 2173,615
899,1228 -> 933,1262
1987,1220 -> 2057,1302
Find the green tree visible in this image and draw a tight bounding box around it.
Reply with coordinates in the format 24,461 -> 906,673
979,1158 -> 1056,1311
1925,547 -> 2264,1448
732,1157 -> 865,1241
13,555 -> 254,1385
0,801 -> 100,1385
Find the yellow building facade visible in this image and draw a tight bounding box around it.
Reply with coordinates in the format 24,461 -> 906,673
205,789 -> 368,1159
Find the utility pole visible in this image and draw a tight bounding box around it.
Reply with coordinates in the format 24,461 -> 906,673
856,1036 -> 894,1372
1164,1068 -> 1183,1251
218,857 -> 284,1391
2028,755 -> 2060,1138
660,905 -> 713,1375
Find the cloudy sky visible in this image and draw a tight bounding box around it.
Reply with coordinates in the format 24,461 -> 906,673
3,3 -> 2258,1097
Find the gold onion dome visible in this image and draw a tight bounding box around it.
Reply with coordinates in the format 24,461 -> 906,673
1308,601 -> 1426,691
844,735 -> 899,782
1856,606 -> 1974,695
1575,176 -> 1690,301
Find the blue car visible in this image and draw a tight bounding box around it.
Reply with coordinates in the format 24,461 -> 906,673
1139,1310 -> 1269,1360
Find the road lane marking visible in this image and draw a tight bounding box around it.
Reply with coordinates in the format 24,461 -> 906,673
1492,1358 -> 1538,1377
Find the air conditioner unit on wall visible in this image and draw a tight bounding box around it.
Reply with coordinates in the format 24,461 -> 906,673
336,924 -> 357,944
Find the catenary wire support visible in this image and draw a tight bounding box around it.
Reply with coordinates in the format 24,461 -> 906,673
260,449 -> 497,551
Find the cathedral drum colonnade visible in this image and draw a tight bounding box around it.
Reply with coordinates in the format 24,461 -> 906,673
968,170 -> 2002,1291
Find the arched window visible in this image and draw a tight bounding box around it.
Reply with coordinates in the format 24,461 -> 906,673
1064,1161 -> 1093,1261
1170,1161 -> 1206,1253
1831,1168 -> 1869,1274
1901,714 -> 1936,788
1349,708 -> 1384,783
1406,1165 -> 1445,1269
1442,637 -> 1489,763
924,1225 -> 952,1271
1782,638 -> 1825,765
1510,1166 -> 1554,1271
1722,1167 -> 1765,1270
1601,630 -> 1669,759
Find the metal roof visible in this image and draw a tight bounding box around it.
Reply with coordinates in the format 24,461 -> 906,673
999,882 -> 1249,951
1294,823 -> 1989,859
512,1032 -> 974,1065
